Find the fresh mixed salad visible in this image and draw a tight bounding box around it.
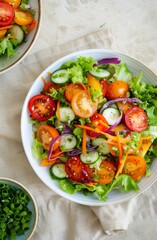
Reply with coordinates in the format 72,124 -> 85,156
0,0 -> 36,58
28,55 -> 157,201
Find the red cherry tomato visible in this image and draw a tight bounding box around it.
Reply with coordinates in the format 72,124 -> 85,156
86,113 -> 108,137
99,79 -> 108,97
28,94 -> 56,121
0,2 -> 14,27
42,82 -> 62,94
125,106 -> 148,132
65,156 -> 90,182
106,80 -> 129,100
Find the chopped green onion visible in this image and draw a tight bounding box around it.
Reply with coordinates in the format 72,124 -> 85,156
0,183 -> 33,240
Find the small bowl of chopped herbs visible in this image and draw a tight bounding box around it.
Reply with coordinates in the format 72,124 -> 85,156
0,177 -> 38,240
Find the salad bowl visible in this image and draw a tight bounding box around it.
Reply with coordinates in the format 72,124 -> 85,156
0,0 -> 41,74
21,49 -> 157,206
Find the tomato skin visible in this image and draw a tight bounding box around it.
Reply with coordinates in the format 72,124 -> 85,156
122,155 -> 146,180
86,113 -> 108,137
96,159 -> 115,184
42,82 -> 61,94
71,90 -> 98,118
37,125 -> 60,151
100,79 -> 108,97
14,8 -> 33,26
125,106 -> 148,132
28,94 -> 56,121
65,156 -> 90,182
0,2 -> 14,27
65,83 -> 86,102
106,80 -> 129,100
4,0 -> 21,8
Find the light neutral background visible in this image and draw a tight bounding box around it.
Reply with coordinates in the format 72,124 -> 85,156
1,0 -> 157,239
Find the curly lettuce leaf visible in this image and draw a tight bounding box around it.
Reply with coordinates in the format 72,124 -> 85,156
0,35 -> 15,58
96,174 -> 139,201
112,62 -> 133,84
59,174 -> 139,201
130,72 -> 157,125
61,56 -> 96,84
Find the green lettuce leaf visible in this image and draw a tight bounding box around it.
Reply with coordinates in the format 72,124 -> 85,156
59,174 -> 139,201
112,62 -> 133,84
61,56 -> 97,84
96,174 -> 139,201
0,35 -> 15,58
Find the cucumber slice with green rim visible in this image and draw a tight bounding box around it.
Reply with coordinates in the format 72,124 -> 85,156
102,107 -> 120,125
51,69 -> 70,84
8,25 -> 24,44
60,134 -> 77,150
50,163 -> 67,179
89,69 -> 110,78
92,138 -> 110,155
58,107 -> 75,122
80,151 -> 99,164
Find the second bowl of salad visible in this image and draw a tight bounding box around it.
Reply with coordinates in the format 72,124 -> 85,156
0,0 -> 41,74
21,49 -> 157,206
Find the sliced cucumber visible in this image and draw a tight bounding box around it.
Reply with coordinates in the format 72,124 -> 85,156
58,107 -> 75,122
50,163 -> 67,179
102,107 -> 120,125
80,151 -> 99,164
60,134 -> 77,150
89,68 -> 110,78
8,25 -> 24,44
92,138 -> 110,155
51,69 -> 70,84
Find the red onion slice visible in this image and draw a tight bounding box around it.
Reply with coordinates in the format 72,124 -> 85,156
48,136 -> 62,160
94,58 -> 121,66
100,97 -> 142,113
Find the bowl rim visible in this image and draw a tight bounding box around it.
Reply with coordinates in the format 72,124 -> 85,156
0,0 -> 42,75
0,177 -> 38,239
21,48 -> 157,206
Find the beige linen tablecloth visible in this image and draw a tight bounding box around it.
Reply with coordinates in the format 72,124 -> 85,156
1,16 -> 157,240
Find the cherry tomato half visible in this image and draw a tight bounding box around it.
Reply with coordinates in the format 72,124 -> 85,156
4,0 -> 21,9
125,106 -> 148,132
0,1 -> 14,27
28,94 -> 56,121
42,82 -> 62,94
37,125 -> 60,151
65,156 -> 90,182
14,8 -> 33,26
122,155 -> 146,180
86,113 -> 108,137
100,79 -> 108,97
65,83 -> 86,102
71,90 -> 98,118
96,159 -> 115,184
106,80 -> 129,100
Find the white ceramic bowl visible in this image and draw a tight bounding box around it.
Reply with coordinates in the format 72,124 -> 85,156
0,177 -> 38,240
0,0 -> 41,74
21,49 -> 157,206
